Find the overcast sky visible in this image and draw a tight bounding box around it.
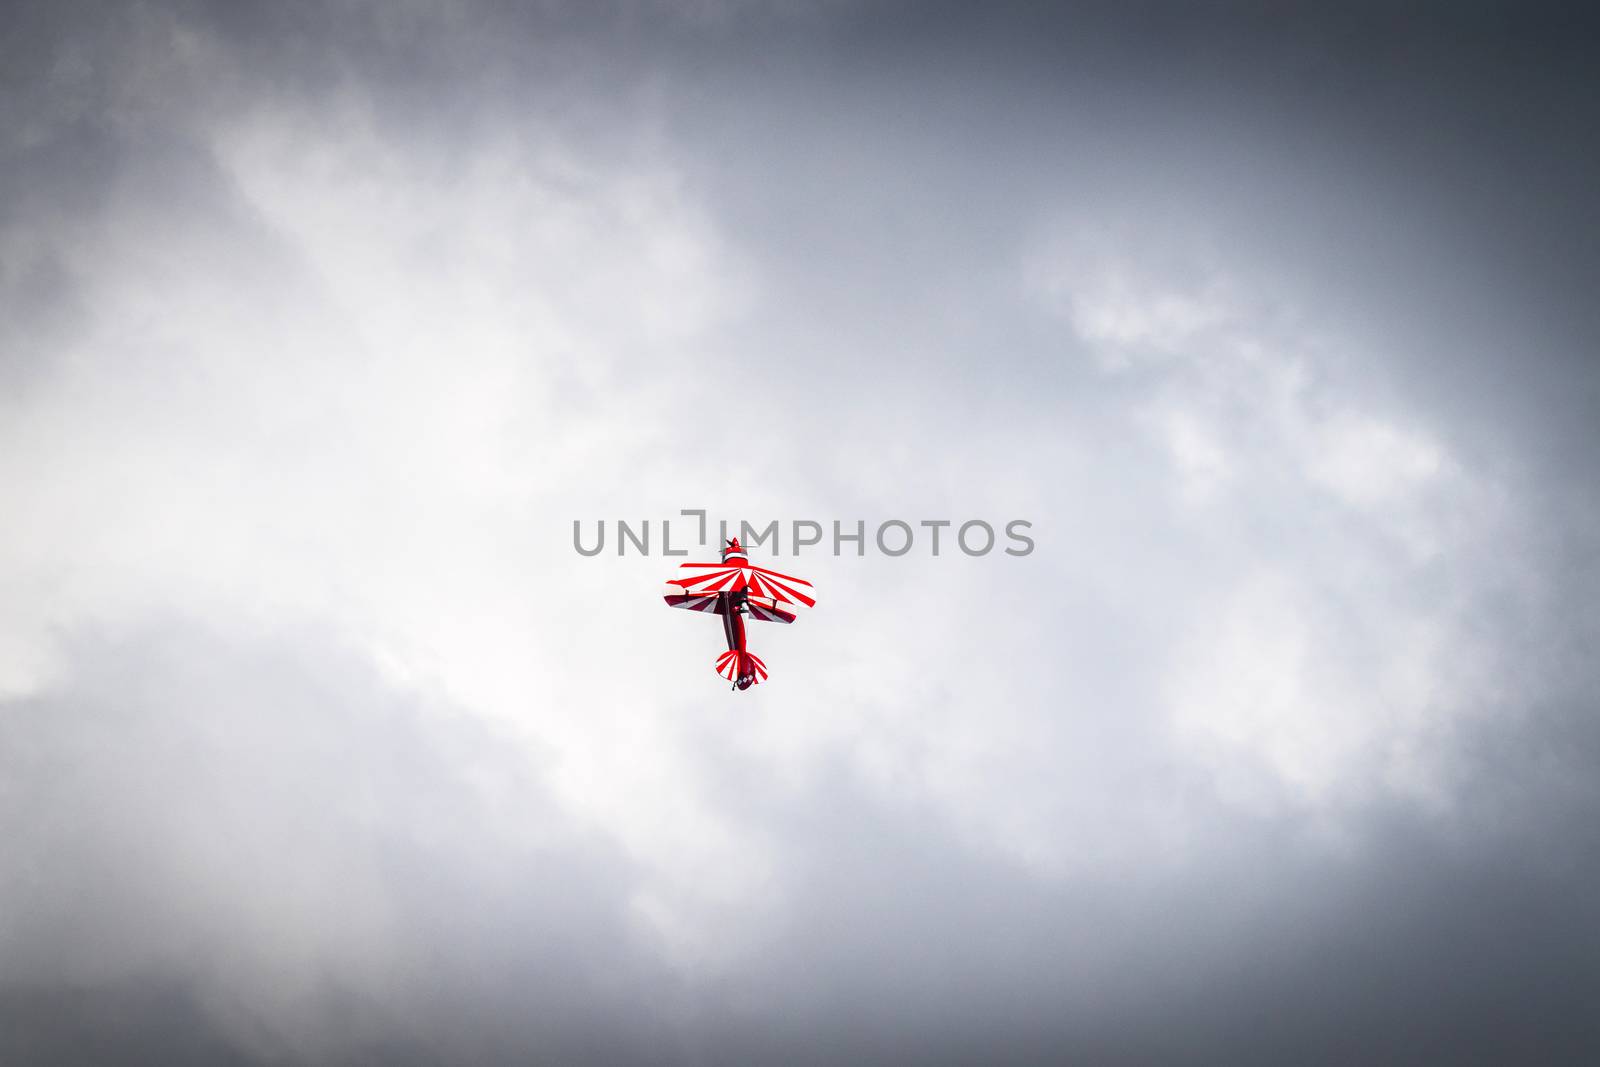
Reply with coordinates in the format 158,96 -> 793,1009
3,2 -> 1599,1063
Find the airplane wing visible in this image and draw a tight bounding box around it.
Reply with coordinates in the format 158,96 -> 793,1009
667,561 -> 745,595
745,596 -> 797,624
742,564 -> 816,609
663,592 -> 726,614
667,561 -> 816,610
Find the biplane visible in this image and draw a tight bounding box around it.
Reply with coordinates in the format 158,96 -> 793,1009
663,537 -> 816,690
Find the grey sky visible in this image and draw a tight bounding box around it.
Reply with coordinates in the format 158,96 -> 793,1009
2,2 -> 1599,1063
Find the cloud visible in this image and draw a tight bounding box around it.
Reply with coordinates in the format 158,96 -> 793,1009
0,618 -> 672,1063
1028,229 -> 1534,814
3,0 -> 1600,1062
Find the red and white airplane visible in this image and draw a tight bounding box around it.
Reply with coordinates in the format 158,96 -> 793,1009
663,537 -> 816,690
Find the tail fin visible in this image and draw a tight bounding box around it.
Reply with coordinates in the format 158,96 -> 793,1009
716,650 -> 768,690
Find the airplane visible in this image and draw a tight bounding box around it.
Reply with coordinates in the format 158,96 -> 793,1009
663,537 -> 816,690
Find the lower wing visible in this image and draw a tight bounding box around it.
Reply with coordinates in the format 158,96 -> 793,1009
663,592 -> 724,614
663,592 -> 794,623
745,596 -> 796,624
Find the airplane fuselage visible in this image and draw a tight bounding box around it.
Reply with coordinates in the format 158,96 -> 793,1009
720,592 -> 746,654
720,590 -> 753,688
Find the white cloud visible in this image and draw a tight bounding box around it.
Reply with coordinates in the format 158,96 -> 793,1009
1031,231 -> 1519,813
0,58 -> 775,968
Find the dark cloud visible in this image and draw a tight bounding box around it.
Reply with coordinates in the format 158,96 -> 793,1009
0,620 -> 673,1064
5,621 -> 1599,1063
0,981 -> 264,1067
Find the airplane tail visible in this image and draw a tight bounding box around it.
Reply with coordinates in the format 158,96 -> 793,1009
716,649 -> 768,690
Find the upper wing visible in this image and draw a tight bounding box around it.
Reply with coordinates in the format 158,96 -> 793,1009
742,564 -> 816,609
667,561 -> 745,596
667,561 -> 816,611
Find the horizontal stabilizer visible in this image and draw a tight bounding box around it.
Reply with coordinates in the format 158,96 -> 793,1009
716,649 -> 768,690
